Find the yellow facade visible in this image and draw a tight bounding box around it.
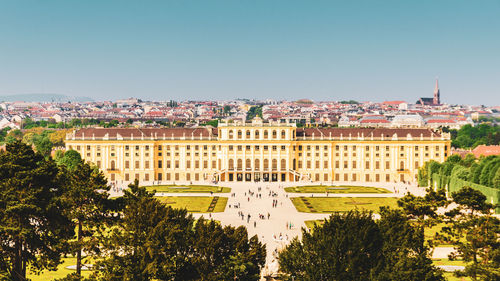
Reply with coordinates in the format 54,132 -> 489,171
66,120 -> 450,185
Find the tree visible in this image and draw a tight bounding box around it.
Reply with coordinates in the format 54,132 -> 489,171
49,130 -> 69,147
279,210 -> 444,281
377,207 -> 444,281
0,141 -> 74,281
397,188 -> 448,248
56,150 -> 83,171
443,187 -> 499,281
63,162 -> 110,276
279,211 -> 384,281
93,181 -> 265,281
32,133 -> 54,156
191,218 -> 266,281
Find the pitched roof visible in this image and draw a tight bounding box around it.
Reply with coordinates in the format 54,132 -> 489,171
472,145 -> 500,157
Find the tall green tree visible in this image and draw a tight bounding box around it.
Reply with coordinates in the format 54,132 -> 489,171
397,188 -> 448,248
0,141 -> 74,281
63,162 -> 110,277
279,211 -> 384,281
191,218 -> 266,281
443,187 -> 499,281
92,181 -> 265,281
377,207 -> 444,281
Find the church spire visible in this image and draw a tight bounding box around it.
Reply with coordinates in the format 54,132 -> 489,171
433,78 -> 440,105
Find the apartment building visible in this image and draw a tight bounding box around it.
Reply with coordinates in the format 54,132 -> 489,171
65,119 -> 451,184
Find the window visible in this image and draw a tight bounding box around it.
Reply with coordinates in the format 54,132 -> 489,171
335,161 -> 339,169
375,161 -> 380,169
352,161 -> 356,169
246,130 -> 251,139
255,130 -> 260,139
344,161 -> 348,169
125,161 -> 130,169
281,130 -> 286,139
145,161 -> 150,169
272,130 -> 277,139
365,161 -> 370,169
158,160 -> 162,169
229,145 -> 233,151
186,160 -> 191,169
229,130 -> 234,139
135,161 -> 139,169
237,130 -> 242,139
386,161 -> 390,169
264,130 -> 269,139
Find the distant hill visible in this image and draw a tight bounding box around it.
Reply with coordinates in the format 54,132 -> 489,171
0,93 -> 93,102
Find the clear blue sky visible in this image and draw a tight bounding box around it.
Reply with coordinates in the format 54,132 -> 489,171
0,0 -> 499,105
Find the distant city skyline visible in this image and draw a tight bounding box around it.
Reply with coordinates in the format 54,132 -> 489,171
0,0 -> 499,105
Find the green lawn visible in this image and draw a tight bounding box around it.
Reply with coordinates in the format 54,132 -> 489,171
285,185 -> 390,194
443,273 -> 471,281
27,257 -> 92,281
291,197 -> 398,213
304,220 -> 324,230
433,259 -> 470,281
156,196 -> 227,213
144,185 -> 231,193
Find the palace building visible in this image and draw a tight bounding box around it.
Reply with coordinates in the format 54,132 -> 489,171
65,119 -> 451,184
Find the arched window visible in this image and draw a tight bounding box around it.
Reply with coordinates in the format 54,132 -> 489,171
237,159 -> 243,170
228,159 -> 234,170
264,130 -> 269,139
229,130 -> 234,139
264,159 -> 269,170
255,130 -> 260,139
246,159 -> 251,170
281,130 -> 286,139
272,159 -> 278,170
272,130 -> 277,139
237,130 -> 242,139
281,159 -> 286,171
254,159 -> 260,170
246,130 -> 251,139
